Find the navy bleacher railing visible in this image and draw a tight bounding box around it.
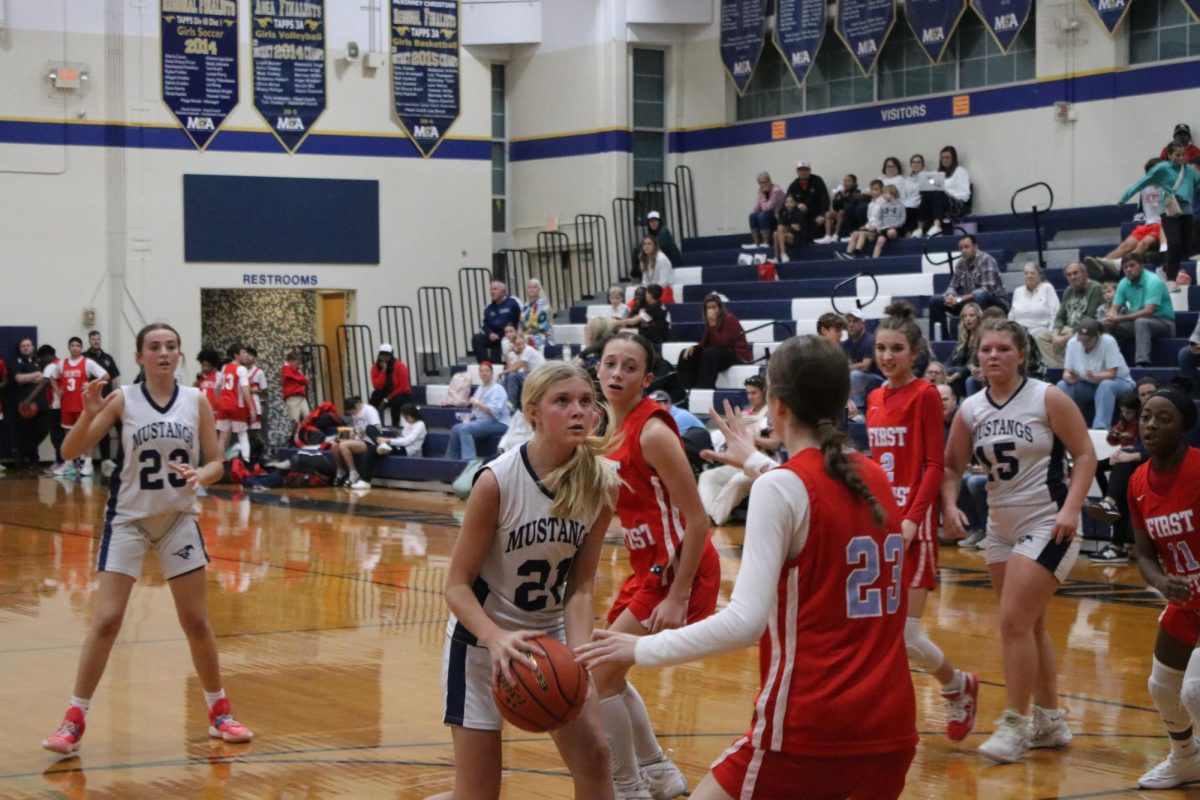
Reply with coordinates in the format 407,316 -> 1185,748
674,165 -> 698,240
336,324 -> 375,404
376,305 -> 421,384
612,197 -> 643,281
299,342 -> 333,408
458,267 -> 492,363
575,213 -> 612,299
418,285 -> 460,372
536,230 -> 577,311
645,181 -> 685,248
830,272 -> 879,317
1011,182 -> 1054,272
735,320 -> 797,363
922,224 -> 975,274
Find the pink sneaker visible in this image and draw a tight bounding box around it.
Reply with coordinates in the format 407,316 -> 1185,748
943,671 -> 979,742
208,698 -> 253,743
42,706 -> 85,755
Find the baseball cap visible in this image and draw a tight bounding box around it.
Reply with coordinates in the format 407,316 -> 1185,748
648,390 -> 671,405
1175,123 -> 1191,137
647,211 -> 661,220
843,308 -> 864,320
1075,318 -> 1101,339
796,160 -> 812,169
379,343 -> 394,354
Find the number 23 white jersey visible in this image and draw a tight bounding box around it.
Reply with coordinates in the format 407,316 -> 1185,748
958,378 -> 1068,509
110,384 -> 202,525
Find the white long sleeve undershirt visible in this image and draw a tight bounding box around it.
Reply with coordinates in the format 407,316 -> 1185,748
634,467 -> 811,667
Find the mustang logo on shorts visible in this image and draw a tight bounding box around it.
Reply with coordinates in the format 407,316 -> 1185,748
1017,534 -> 1035,546
174,544 -> 196,560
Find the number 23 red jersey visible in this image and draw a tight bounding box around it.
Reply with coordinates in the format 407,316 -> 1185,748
1130,447 -> 1200,611
752,449 -> 917,756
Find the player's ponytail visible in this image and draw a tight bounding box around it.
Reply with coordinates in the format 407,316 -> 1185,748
521,362 -> 619,521
767,336 -> 887,526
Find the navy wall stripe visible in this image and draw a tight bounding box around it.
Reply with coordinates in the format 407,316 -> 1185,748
509,129 -> 633,161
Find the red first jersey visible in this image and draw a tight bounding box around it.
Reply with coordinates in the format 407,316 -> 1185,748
865,379 -> 942,517
196,370 -> 219,407
610,396 -> 719,583
751,450 -> 916,756
1130,448 -> 1200,611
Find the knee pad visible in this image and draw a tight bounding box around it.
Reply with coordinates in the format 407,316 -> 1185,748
1149,658 -> 1190,732
904,618 -> 945,672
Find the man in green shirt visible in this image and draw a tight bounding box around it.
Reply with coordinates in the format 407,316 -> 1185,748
1035,261 -> 1104,367
1104,256 -> 1176,366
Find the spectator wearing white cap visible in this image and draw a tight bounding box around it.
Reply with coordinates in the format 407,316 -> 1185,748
785,160 -> 831,243
841,308 -> 883,407
645,210 -> 682,267
369,343 -> 412,427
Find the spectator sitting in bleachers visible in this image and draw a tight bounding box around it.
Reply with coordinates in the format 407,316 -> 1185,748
1084,158 -> 1166,280
748,171 -> 784,248
1178,314 -> 1200,394
1104,255 -> 1176,366
697,376 -> 780,526
1095,281 -> 1118,323
903,154 -> 927,237
816,311 -> 847,345
945,302 -> 982,399
1084,389 -> 1147,563
772,193 -> 806,262
648,389 -> 712,474
500,323 -> 519,361
471,281 -> 522,363
446,361 -> 510,461
676,292 -> 751,390
815,174 -> 864,244
583,316 -> 611,349
1056,318 -> 1135,429
520,279 -> 553,349
608,286 -> 630,320
923,361 -> 948,385
837,179 -> 882,260
376,403 -> 426,457
842,309 -> 882,407
872,184 -> 907,258
877,156 -> 919,236
611,284 -> 670,352
1119,142 -> 1196,292
646,210 -> 682,267
369,343 -> 412,428
1008,263 -> 1060,340
332,395 -> 382,490
914,145 -> 971,238
501,334 -> 545,408
929,234 -> 1009,339
1035,261 -> 1103,368
636,236 -> 675,304
785,160 -> 830,243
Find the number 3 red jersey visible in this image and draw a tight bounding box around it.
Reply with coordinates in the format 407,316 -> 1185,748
1130,448 -> 1200,611
751,449 -> 917,756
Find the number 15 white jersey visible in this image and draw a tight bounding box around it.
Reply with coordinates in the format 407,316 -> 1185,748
958,378 -> 1068,510
109,384 -> 202,525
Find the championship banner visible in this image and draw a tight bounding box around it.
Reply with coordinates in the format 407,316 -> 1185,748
390,0 -> 460,158
775,0 -> 827,87
720,0 -> 768,96
970,0 -> 1032,53
1185,0 -> 1200,22
160,0 -> 239,150
836,0 -> 896,76
1082,0 -> 1132,33
904,0 -> 967,63
252,0 -> 327,153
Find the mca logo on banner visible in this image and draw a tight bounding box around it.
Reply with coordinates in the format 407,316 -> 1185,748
904,0 -> 968,63
720,0 -> 768,96
1082,0 -> 1134,34
837,0 -> 896,76
970,0 -> 1032,53
774,0 -> 827,86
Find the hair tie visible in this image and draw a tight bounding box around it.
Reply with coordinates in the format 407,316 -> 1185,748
816,418 -> 836,429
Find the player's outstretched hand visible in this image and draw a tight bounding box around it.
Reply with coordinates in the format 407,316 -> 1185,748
1051,507 -> 1078,544
482,628 -> 542,688
80,377 -> 111,416
705,400 -> 756,470
575,630 -> 638,669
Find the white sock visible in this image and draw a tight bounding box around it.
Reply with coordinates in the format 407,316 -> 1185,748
69,696 -> 90,714
621,683 -> 664,766
204,689 -> 226,710
942,669 -> 964,695
1149,656 -> 1193,757
600,693 -> 641,787
349,471 -> 360,483
235,432 -> 250,461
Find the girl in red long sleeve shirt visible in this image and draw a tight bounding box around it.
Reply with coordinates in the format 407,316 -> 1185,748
281,349 -> 310,434
369,344 -> 411,428
677,294 -> 752,390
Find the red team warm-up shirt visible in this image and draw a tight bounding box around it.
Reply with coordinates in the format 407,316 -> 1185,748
1130,448 -> 1200,611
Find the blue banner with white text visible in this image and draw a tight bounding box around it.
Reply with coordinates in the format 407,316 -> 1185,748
1185,0 -> 1200,22
391,0 -> 460,158
720,0 -> 768,96
160,0 -> 239,150
837,0 -> 896,76
905,0 -> 967,63
252,0 -> 327,153
970,0 -> 1032,52
775,0 -> 827,86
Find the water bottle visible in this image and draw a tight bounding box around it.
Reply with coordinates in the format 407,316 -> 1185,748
933,322 -> 943,341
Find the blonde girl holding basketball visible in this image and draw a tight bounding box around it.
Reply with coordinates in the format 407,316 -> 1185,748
42,323 -> 251,756
433,361 -> 619,800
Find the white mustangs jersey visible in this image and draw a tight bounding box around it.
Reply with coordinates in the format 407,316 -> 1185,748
958,378 -> 1067,510
109,384 -> 202,524
446,444 -> 601,645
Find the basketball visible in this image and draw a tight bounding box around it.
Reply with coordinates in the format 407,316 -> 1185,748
492,635 -> 587,732
19,401 -> 38,419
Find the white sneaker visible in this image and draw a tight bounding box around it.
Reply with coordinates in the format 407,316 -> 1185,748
51,462 -> 70,476
642,754 -> 687,800
376,442 -> 393,456
614,778 -> 654,800
1029,706 -> 1072,749
79,459 -> 94,477
349,479 -> 372,490
1139,746 -> 1200,789
978,709 -> 1031,763
779,252 -> 790,263
101,459 -> 116,471
840,236 -> 853,243
908,229 -> 923,238
927,224 -> 943,237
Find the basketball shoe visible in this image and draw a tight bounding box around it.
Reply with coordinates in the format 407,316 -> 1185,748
978,709 -> 1031,763
641,751 -> 687,800
1140,744 -> 1200,789
42,706 -> 85,755
208,698 -> 253,743
942,671 -> 979,741
1029,705 -> 1072,749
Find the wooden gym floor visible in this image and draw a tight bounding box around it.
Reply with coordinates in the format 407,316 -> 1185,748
0,474 -> 1189,799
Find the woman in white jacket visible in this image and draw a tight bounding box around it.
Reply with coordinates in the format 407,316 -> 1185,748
378,403 -> 427,456
1008,263 -> 1061,339
916,145 -> 971,238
